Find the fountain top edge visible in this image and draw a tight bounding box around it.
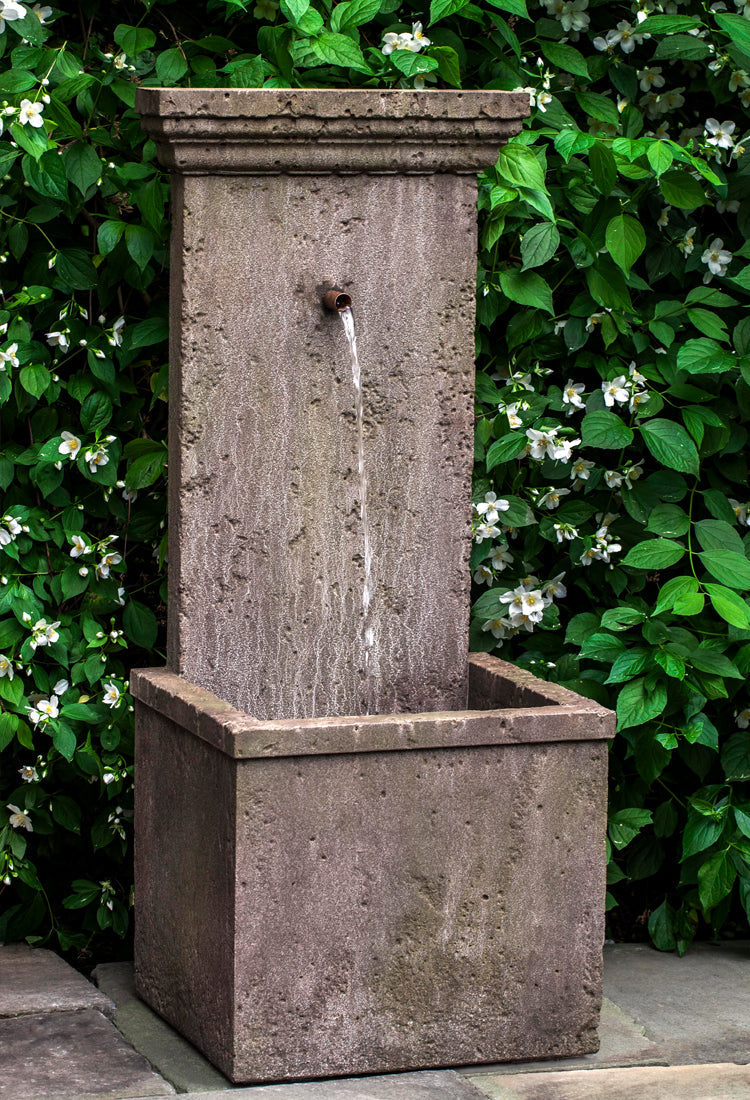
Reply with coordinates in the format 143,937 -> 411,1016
131,661 -> 615,762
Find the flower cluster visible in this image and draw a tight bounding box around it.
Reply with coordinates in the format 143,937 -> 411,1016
482,573 -> 567,640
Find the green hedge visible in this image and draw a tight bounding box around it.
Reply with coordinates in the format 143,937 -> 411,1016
0,0 -> 749,958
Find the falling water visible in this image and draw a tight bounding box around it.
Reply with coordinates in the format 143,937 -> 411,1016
340,307 -> 374,702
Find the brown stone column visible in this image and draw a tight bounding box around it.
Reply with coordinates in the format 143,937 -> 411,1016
137,89 -> 527,721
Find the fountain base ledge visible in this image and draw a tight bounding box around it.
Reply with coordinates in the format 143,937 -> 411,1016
132,654 -> 615,1085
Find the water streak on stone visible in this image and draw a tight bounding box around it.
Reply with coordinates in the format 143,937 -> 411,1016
340,306 -> 373,708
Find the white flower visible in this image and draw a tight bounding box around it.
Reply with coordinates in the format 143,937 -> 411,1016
705,118 -> 736,149
717,199 -> 740,214
412,21 -> 430,48
553,522 -> 579,542
103,681 -> 121,708
27,695 -> 59,726
18,99 -> 44,128
657,206 -> 670,227
542,572 -> 567,599
490,546 -> 513,571
31,3 -> 52,20
482,617 -> 514,640
381,31 -> 418,55
79,566 -> 89,577
505,402 -> 524,430
736,707 -> 750,729
554,319 -> 567,336
0,1 -> 27,34
570,458 -> 595,481
18,765 -> 38,782
637,66 -> 664,92
475,492 -> 510,526
678,226 -> 697,256
526,427 -> 559,461
46,330 -> 69,350
58,431 -> 81,460
0,342 -> 19,370
701,238 -> 732,277
623,461 -> 644,488
604,469 -> 624,489
609,20 -> 645,53
474,522 -> 501,543
499,585 -> 546,623
629,390 -> 650,414
69,535 -> 90,558
729,499 -> 749,526
660,89 -> 685,112
585,312 -> 605,332
602,376 -> 630,407
538,487 -> 570,510
108,316 -> 126,347
7,804 -> 32,832
84,445 -> 109,474
729,69 -> 750,91
53,678 -> 69,696
473,564 -> 494,585
29,619 -> 60,649
562,379 -> 585,411
536,91 -> 553,113
0,653 -> 13,680
95,551 -> 123,579
552,436 -> 580,462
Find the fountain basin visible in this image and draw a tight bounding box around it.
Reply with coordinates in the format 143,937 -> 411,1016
132,653 -> 614,1084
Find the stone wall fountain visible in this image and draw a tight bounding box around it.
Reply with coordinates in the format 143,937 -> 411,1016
132,88 -> 616,1085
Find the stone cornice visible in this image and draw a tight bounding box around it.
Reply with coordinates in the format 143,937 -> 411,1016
135,88 -> 529,175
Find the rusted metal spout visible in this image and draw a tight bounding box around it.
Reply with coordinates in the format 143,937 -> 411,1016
322,289 -> 352,312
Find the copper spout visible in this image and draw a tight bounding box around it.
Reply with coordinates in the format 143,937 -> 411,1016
322,289 -> 352,312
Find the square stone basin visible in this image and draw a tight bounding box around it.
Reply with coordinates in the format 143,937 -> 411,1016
132,653 -> 614,1084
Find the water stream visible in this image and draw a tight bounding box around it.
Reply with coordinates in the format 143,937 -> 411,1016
340,307 -> 374,703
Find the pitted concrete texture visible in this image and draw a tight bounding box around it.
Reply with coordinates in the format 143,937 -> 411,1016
134,654 -> 612,1083
0,944 -> 115,1020
473,1063 -> 750,1099
0,1009 -> 174,1098
136,88 -> 529,174
135,89 -> 528,722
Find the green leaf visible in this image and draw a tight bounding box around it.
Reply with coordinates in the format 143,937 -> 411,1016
647,142 -> 674,177
485,432 -> 527,471
125,225 -> 155,270
616,677 -> 668,730
677,338 -> 735,375
609,807 -> 653,849
686,308 -> 729,342
694,519 -> 744,556
334,0 -> 382,29
125,451 -> 167,491
495,144 -> 546,193
605,215 -> 646,275
389,50 -> 439,76
520,222 -> 559,271
648,899 -> 676,952
689,648 -> 742,679
640,13 -> 703,32
156,48 -> 189,85
697,848 -> 736,913
722,732 -> 750,780
129,317 -> 169,349
639,418 -> 699,476
312,32 -> 371,72
682,814 -> 725,859
431,46 -> 461,87
579,632 -> 626,662
654,651 -> 686,679
123,601 -> 158,649
53,723 -> 77,762
703,584 -> 750,629
80,393 -> 113,432
554,130 -> 595,163
646,504 -> 689,539
19,363 -> 50,398
600,607 -> 647,631
715,12 -> 750,56
658,170 -> 706,210
575,91 -> 619,127
113,23 -> 157,56
540,40 -> 589,78
0,69 -> 36,93
580,409 -> 634,449
280,0 -> 310,19
622,538 -> 685,570
498,268 -> 553,314
588,142 -> 616,197
63,143 -> 101,196
484,0 -> 529,16
22,153 -> 68,202
698,550 -> 750,591
97,220 -> 126,257
56,249 -> 97,290
605,648 -> 651,684
429,0 -> 470,22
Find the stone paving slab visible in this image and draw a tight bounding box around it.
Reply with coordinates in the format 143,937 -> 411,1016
471,1062 -> 750,1099
0,1009 -> 175,1099
0,944 -> 115,1020
93,963 -> 231,1094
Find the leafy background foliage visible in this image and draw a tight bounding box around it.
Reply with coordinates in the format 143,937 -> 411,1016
0,0 -> 748,959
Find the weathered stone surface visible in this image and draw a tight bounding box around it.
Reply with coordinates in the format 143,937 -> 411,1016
154,1070 -> 488,1099
0,944 -> 115,1020
472,1063 -> 750,1099
134,655 -> 613,1084
0,1009 -> 174,1098
134,89 -> 528,722
137,88 -> 529,174
92,963 -> 231,1094
130,655 -> 615,759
